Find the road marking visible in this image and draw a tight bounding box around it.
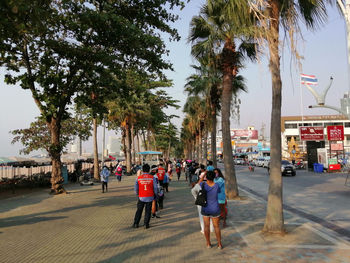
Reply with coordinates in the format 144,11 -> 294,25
238,185 -> 350,246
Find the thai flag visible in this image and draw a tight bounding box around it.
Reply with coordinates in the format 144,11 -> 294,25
301,74 -> 318,85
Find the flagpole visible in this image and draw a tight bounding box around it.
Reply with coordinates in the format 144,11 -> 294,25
300,73 -> 305,153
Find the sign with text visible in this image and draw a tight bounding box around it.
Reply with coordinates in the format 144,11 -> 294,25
327,125 -> 344,141
299,127 -> 324,141
330,142 -> 344,151
230,129 -> 258,139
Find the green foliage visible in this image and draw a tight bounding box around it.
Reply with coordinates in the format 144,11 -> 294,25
0,0 -> 185,158
11,114 -> 92,155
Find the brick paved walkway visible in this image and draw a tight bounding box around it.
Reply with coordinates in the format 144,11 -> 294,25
1,174 -> 350,263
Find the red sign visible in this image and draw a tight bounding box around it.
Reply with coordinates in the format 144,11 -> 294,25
230,130 -> 258,139
327,125 -> 344,141
299,127 -> 324,141
329,164 -> 341,170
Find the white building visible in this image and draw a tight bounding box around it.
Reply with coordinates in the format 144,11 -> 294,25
281,115 -> 350,155
107,136 -> 122,156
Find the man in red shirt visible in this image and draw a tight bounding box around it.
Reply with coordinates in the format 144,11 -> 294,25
133,164 -> 158,229
156,163 -> 166,186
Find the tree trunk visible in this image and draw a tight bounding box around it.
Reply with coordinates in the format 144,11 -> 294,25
131,124 -> 136,165
187,142 -> 191,160
125,119 -> 132,173
122,129 -> 127,159
196,133 -> 199,161
263,0 -> 284,233
203,128 -> 208,164
93,117 -> 99,181
147,129 -> 151,150
48,117 -> 65,194
141,129 -> 147,151
168,139 -> 171,159
211,110 -> 217,167
198,127 -> 203,164
137,132 -> 141,164
222,38 -> 239,199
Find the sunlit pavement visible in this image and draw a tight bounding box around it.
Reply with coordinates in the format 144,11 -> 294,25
0,171 -> 350,263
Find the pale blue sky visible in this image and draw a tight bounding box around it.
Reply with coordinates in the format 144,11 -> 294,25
0,2 -> 347,157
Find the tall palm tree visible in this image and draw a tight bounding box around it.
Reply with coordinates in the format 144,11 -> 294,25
247,0 -> 329,233
185,62 -> 221,166
189,0 -> 256,199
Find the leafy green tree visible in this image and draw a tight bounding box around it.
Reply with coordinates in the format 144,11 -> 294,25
185,63 -> 221,165
0,0 -> 184,194
107,70 -> 179,172
11,114 -> 91,155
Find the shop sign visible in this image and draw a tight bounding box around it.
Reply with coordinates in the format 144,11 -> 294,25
230,129 -> 258,139
328,158 -> 338,165
299,127 -> 324,141
330,142 -> 343,151
327,125 -> 344,141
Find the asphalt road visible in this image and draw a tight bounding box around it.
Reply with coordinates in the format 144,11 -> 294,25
219,163 -> 350,239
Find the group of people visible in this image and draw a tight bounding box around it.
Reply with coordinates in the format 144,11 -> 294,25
131,158 -> 226,249
99,162 -> 124,193
132,162 -> 172,229
190,161 -> 226,249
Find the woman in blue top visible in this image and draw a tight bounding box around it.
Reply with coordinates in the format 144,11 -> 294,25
200,171 -> 223,249
214,168 -> 227,227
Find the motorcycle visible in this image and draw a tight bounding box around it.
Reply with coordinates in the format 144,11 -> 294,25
294,161 -> 305,170
79,171 -> 94,186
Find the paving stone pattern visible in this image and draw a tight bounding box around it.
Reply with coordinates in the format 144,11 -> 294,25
0,174 -> 350,263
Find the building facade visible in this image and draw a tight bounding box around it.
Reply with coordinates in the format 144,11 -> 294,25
281,115 -> 350,158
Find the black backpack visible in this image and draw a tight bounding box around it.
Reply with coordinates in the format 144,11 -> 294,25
195,182 -> 207,207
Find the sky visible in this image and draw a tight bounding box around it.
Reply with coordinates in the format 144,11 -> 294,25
0,2 -> 347,157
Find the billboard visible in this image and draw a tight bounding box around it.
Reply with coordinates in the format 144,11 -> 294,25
230,129 -> 258,139
299,127 -> 324,141
327,125 -> 344,141
330,142 -> 344,151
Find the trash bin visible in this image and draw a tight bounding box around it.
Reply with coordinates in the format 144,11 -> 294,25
62,165 -> 68,184
313,163 -> 323,173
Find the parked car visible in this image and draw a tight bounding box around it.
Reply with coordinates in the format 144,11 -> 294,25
234,158 -> 244,165
262,157 -> 270,168
256,157 -> 265,167
267,160 -> 296,176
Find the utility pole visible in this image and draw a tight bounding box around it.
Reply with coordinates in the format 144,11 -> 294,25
337,0 -> 350,93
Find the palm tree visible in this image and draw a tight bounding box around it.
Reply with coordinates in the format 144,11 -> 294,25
185,62 -> 221,166
189,0 -> 256,199
247,0 -> 329,233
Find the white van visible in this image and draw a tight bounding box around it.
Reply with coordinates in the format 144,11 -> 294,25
256,157 -> 265,167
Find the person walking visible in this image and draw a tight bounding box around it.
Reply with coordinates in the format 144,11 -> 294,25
167,161 -> 173,181
133,164 -> 158,229
199,171 -> 223,249
150,165 -> 161,218
191,181 -> 214,235
188,162 -> 196,186
163,172 -> 169,192
100,166 -> 110,193
214,168 -> 227,227
157,163 -> 166,186
114,163 -> 123,182
176,161 -> 181,181
206,160 -> 215,172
